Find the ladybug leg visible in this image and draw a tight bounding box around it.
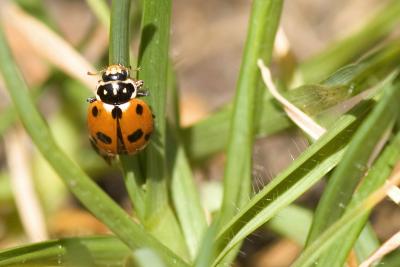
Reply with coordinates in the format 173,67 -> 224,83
137,89 -> 149,97
135,80 -> 144,88
87,97 -> 97,103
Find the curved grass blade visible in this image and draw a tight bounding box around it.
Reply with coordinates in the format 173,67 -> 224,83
306,82 -> 400,248
0,236 -> 129,267
291,164 -> 400,267
211,100 -> 373,266
0,24 -> 189,267
315,132 -> 400,266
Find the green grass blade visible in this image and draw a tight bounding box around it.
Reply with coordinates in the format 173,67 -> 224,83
299,0 -> 400,83
0,24 -> 188,267
135,0 -> 188,258
0,236 -> 129,267
316,131 -> 400,267
290,164 -> 400,267
288,41 -> 400,117
382,250 -> 400,267
166,57 -> 205,259
211,100 -> 373,266
171,145 -> 207,259
218,0 -> 283,226
109,0 -> 131,66
306,82 -> 400,248
354,224 -> 380,262
267,205 -> 380,260
120,156 -> 146,220
137,0 -> 170,218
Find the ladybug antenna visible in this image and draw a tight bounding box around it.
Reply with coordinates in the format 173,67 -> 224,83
87,66 -> 108,76
87,70 -> 99,76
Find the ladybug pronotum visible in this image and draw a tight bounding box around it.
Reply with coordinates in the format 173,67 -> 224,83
87,64 -> 154,160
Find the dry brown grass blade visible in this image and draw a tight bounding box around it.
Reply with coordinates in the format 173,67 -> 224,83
359,231 -> 400,267
258,59 -> 326,140
4,127 -> 48,242
0,2 -> 97,90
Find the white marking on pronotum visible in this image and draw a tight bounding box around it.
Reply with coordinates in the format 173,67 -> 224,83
118,102 -> 131,112
102,103 -> 115,113
257,59 -> 326,141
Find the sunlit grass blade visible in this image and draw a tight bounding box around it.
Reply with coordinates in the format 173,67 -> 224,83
298,0 -> 400,83
218,0 -> 283,227
315,132 -> 400,266
0,236 -> 129,267
288,41 -> 400,117
266,205 -> 380,260
211,100 -> 373,266
0,23 -> 188,267
291,164 -> 400,267
306,82 -> 400,248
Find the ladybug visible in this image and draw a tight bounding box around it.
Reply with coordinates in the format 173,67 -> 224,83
87,64 -> 154,160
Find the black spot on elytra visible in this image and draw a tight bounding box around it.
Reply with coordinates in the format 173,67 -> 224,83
144,133 -> 151,141
128,129 -> 143,143
96,132 -> 112,144
111,106 -> 122,119
136,104 -> 143,115
92,106 -> 98,117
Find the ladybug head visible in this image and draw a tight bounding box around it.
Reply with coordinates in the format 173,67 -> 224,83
102,64 -> 129,82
